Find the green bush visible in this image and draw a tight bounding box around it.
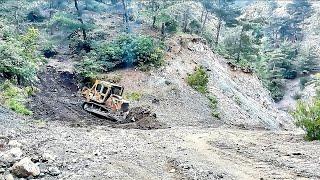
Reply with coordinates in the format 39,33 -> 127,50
157,12 -> 179,34
293,97 -> 320,141
0,81 -> 32,115
94,35 -> 164,71
292,92 -> 302,100
267,78 -> 285,102
75,56 -> 103,79
125,92 -> 142,101
300,77 -> 311,89
0,27 -> 41,84
189,20 -> 202,34
187,67 -> 209,94
0,41 -> 37,83
208,95 -> 220,118
49,12 -> 83,33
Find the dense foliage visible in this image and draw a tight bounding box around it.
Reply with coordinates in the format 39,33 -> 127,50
187,67 -> 209,94
0,81 -> 33,115
0,24 -> 41,84
293,92 -> 320,141
94,35 -> 164,70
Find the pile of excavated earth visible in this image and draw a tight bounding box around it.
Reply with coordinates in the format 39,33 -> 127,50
1,35 -> 320,180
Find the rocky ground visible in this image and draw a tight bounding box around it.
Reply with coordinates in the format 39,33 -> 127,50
1,35 -> 320,180
1,107 -> 320,180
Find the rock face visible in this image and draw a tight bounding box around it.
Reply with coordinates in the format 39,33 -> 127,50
11,157 -> 40,177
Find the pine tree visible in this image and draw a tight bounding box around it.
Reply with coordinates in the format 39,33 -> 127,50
211,0 -> 240,45
281,0 -> 312,42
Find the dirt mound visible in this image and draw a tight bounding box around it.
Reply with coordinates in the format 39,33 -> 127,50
114,107 -> 166,130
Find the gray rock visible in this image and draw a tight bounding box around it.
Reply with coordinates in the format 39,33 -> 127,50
48,167 -> 60,176
4,174 -> 14,180
38,173 -> 45,178
41,152 -> 55,162
0,148 -> 23,165
0,168 -> 5,173
11,157 -> 40,178
8,141 -> 22,148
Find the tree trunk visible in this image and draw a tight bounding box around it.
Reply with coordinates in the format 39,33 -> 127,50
74,0 -> 87,40
201,10 -> 209,33
200,10 -> 204,23
161,22 -> 165,40
215,19 -> 222,45
152,16 -> 156,28
183,9 -> 189,33
121,0 -> 130,33
237,27 -> 244,62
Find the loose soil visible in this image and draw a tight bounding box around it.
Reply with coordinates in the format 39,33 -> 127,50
28,67 -> 164,130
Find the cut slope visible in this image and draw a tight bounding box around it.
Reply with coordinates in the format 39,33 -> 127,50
166,35 -> 294,130
113,35 -> 293,130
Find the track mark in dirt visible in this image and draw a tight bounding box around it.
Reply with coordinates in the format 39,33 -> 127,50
183,131 -> 300,180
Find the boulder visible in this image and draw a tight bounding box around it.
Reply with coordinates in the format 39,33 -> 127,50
4,174 -> 14,180
0,148 -> 23,165
41,152 -> 56,162
11,157 -> 40,178
8,141 -> 22,148
48,167 -> 60,176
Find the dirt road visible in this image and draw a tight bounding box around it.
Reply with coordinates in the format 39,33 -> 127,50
1,109 -> 320,180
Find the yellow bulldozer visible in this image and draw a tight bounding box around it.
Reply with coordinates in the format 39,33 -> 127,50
81,80 -> 130,121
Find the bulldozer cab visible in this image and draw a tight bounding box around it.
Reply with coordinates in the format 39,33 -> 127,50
82,80 -> 130,120
91,80 -> 124,103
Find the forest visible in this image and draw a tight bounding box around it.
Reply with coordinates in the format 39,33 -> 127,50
1,0 -> 320,179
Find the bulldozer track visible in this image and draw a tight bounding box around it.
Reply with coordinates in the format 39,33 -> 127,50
82,102 -> 126,122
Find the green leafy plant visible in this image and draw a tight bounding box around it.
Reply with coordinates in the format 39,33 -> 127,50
208,95 -> 220,119
75,56 -> 103,79
300,77 -> 311,89
187,67 -> 209,94
0,81 -> 32,115
94,35 -> 164,71
293,96 -> 320,141
125,92 -> 142,101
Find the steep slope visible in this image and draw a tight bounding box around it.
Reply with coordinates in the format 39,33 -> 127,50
111,34 -> 293,130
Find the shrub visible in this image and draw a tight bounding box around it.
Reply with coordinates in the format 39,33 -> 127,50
292,92 -> 302,100
75,56 -> 103,79
187,67 -> 209,94
0,81 -> 32,115
300,77 -> 311,89
50,13 -> 83,33
189,20 -> 201,34
125,92 -> 142,101
27,9 -> 45,22
157,12 -> 179,34
0,41 -> 37,84
208,95 -> 220,118
94,35 -> 164,71
0,27 -> 41,84
267,78 -> 285,102
293,98 -> 320,141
